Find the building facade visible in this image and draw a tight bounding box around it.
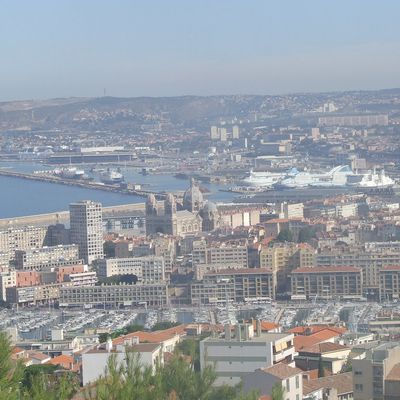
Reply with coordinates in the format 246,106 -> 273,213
69,200 -> 104,264
291,266 -> 363,300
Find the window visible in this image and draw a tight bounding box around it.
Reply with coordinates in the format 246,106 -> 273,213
295,375 -> 299,389
354,370 -> 362,375
286,378 -> 290,391
355,384 -> 363,392
296,395 -> 300,400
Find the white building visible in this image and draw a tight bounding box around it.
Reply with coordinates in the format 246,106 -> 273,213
15,244 -> 80,271
0,270 -> 16,301
200,322 -> 296,386
242,364 -> 303,400
69,201 -> 104,265
97,256 -> 165,284
82,339 -> 163,385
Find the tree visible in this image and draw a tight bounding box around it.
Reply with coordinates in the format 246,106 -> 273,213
298,226 -> 316,243
276,229 -> 293,243
0,331 -> 23,400
151,321 -> 181,332
85,348 -> 259,400
271,382 -> 285,400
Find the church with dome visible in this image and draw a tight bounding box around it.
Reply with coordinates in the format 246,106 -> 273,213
145,179 -> 220,236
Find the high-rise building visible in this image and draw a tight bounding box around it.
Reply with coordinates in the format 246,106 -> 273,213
219,127 -> 227,142
232,125 -> 240,139
69,201 -> 104,264
210,126 -> 219,140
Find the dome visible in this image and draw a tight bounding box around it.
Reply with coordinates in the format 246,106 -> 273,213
183,178 -> 204,212
202,201 -> 218,213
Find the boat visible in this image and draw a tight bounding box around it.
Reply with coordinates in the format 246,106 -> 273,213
275,165 -> 353,189
347,169 -> 395,189
242,168 -> 299,188
53,167 -> 85,179
100,169 -> 124,184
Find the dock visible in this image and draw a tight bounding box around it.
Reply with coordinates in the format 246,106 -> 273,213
0,169 -> 167,200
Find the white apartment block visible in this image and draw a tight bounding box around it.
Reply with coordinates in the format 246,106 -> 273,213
0,270 -> 16,301
69,201 -> 104,265
200,323 -> 296,386
15,245 -> 80,271
97,256 -> 165,284
82,340 -> 163,385
60,283 -> 168,307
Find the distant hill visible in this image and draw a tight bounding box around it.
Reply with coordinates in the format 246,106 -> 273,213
1,89 -> 400,133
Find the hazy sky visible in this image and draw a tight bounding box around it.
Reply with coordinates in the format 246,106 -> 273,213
1,0 -> 400,100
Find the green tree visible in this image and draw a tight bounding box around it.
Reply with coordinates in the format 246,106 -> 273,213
151,321 -> 181,331
271,382 -> 285,400
0,331 -> 24,400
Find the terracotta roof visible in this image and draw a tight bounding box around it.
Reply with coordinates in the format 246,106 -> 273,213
303,372 -> 353,396
387,363 -> 400,381
381,265 -> 400,271
292,266 -> 361,274
252,320 -> 280,332
47,354 -> 73,367
294,328 -> 344,351
300,342 -> 350,355
261,363 -> 303,379
288,325 -> 347,335
113,324 -> 187,346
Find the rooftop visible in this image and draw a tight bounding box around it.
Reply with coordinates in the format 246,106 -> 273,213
292,266 -> 361,274
303,372 -> 353,396
260,363 -> 303,379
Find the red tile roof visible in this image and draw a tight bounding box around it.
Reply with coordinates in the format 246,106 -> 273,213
292,266 -> 361,274
381,265 -> 400,271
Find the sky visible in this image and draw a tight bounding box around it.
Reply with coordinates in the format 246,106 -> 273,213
1,0 -> 400,100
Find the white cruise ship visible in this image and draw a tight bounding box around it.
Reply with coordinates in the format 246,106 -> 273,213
347,169 -> 395,189
276,165 -> 353,189
242,168 -> 299,188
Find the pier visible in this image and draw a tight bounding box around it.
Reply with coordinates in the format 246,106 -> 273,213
0,169 -> 167,200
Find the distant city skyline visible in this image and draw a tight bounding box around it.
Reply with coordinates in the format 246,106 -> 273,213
1,0 -> 400,101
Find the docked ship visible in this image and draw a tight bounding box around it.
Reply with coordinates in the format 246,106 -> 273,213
347,169 -> 395,189
100,169 -> 124,184
242,168 -> 299,188
276,165 -> 353,189
53,167 -> 85,179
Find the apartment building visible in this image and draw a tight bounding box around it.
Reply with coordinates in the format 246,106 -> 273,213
379,265 -> 400,301
191,268 -> 273,304
60,283 -> 169,307
260,243 -> 315,294
200,323 -> 296,386
97,256 -> 165,284
317,249 -> 400,299
0,226 -> 47,261
353,343 -> 400,400
6,282 -> 66,305
0,270 -> 16,301
191,279 -> 235,305
192,240 -> 248,268
82,340 -> 163,385
291,266 -> 363,300
69,200 -> 104,264
15,244 -> 80,271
